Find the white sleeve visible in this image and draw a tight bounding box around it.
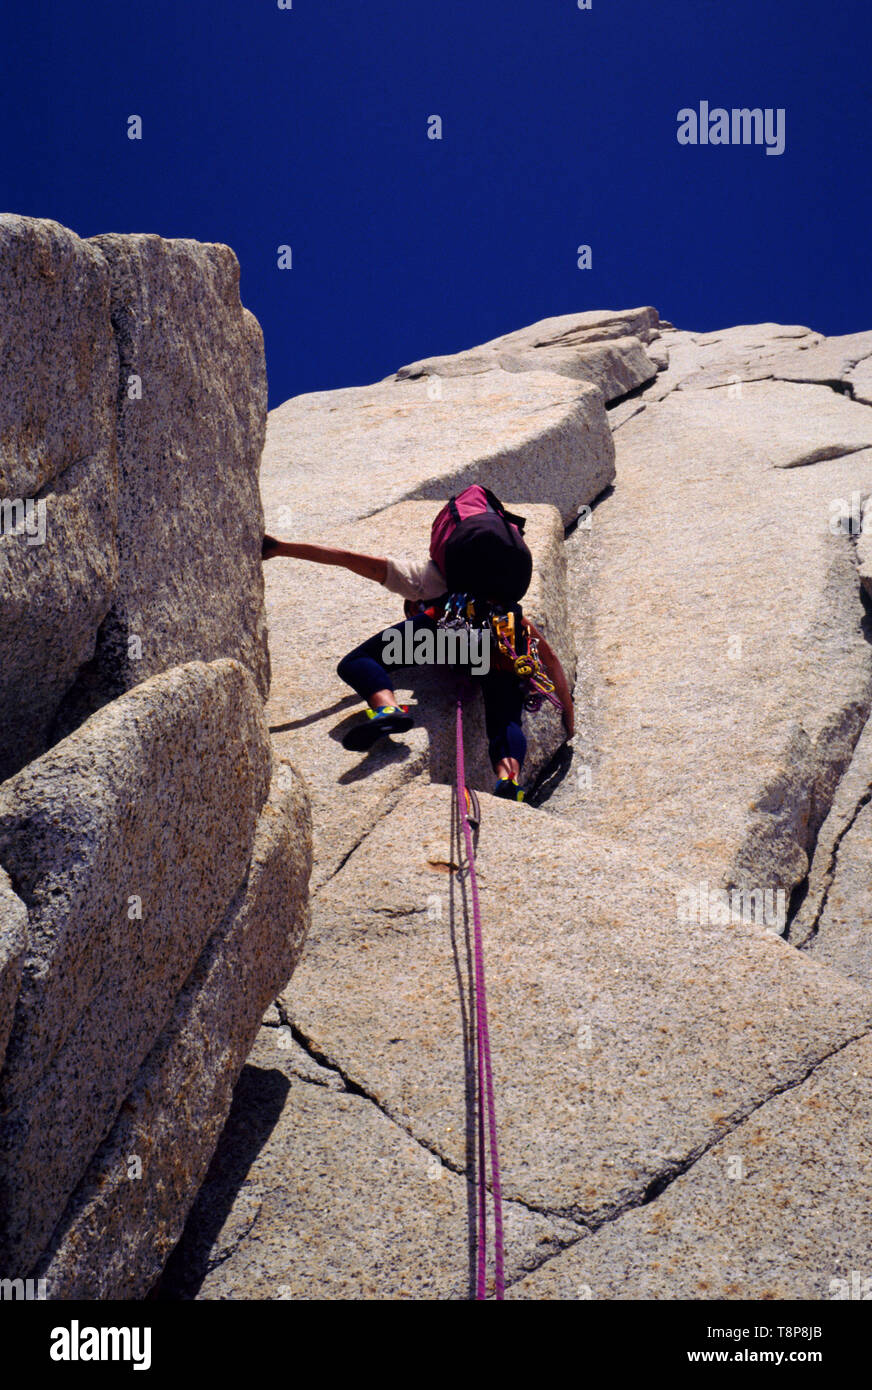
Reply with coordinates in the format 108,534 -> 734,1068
382,556 -> 447,602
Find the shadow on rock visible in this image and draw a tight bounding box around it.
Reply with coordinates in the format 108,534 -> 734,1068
151,1064 -> 291,1300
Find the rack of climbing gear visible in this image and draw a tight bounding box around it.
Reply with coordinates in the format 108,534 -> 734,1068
490,612 -> 563,713
455,696 -> 504,1299
437,593 -> 564,715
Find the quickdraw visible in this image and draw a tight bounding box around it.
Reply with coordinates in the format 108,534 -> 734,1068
488,612 -> 564,714
437,593 -> 477,630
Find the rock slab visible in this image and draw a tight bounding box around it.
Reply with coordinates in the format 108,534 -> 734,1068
511,1034 -> 872,1300
156,1025 -> 571,1302
58,232 -> 271,726
0,659 -> 272,1274
35,761 -> 312,1300
0,215 -> 118,781
554,381 -> 872,901
395,308 -> 662,404
262,368 -> 614,537
280,784 -> 872,1222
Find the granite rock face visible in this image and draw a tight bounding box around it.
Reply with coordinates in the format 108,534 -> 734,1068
175,308 -> 872,1301
510,1034 -> 872,1300
6,278 -> 868,1299
0,216 -> 119,781
0,870 -> 26,1075
0,216 -> 272,777
0,216 -> 116,502
551,380 -> 872,902
785,709 -> 872,988
35,760 -> 311,1300
675,326 -> 872,396
0,217 -> 309,1297
261,369 -> 615,538
804,801 -> 872,986
279,784 -> 872,1221
789,711 -> 872,995
0,659 -> 272,1273
156,1027 -> 571,1302
395,308 -> 662,403
849,357 -> 872,407
84,234 -> 269,700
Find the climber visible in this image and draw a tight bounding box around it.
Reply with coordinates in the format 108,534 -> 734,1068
262,486 -> 574,801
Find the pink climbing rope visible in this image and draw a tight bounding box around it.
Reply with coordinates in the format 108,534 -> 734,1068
455,697 -> 505,1300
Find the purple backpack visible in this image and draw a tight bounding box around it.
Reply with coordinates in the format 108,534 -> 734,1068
429,486 -> 532,604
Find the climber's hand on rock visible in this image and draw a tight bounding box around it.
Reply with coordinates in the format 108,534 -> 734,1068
262,533 -> 282,561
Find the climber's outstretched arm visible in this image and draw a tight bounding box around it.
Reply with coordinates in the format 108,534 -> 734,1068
524,620 -> 575,738
262,535 -> 387,585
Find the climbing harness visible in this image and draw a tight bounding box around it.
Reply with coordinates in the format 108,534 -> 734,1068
438,595 -> 565,715
455,696 -> 505,1300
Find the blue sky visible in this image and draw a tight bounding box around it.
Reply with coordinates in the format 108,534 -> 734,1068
2,1 -> 869,408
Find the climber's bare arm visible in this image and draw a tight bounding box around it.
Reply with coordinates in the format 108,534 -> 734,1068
524,620 -> 575,738
262,535 -> 387,585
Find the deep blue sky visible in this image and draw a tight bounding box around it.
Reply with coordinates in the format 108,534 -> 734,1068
2,2 -> 869,409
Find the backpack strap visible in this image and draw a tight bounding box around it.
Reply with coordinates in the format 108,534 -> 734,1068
513,603 -> 528,654
448,496 -> 460,525
481,487 -> 527,535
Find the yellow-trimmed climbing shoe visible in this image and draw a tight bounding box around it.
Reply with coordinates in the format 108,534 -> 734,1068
493,776 -> 525,802
342,704 -> 414,752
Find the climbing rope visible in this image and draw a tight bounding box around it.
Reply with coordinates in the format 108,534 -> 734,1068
455,697 -> 505,1300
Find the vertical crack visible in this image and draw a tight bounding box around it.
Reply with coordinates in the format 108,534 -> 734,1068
793,784 -> 872,949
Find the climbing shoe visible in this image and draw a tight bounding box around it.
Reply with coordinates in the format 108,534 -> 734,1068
342,704 -> 414,752
493,776 -> 525,802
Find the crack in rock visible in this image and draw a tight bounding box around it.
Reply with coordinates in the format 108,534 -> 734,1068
776,442 -> 872,470
498,1023 -> 872,1292
286,1012 -> 872,1242
794,785 -> 872,950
